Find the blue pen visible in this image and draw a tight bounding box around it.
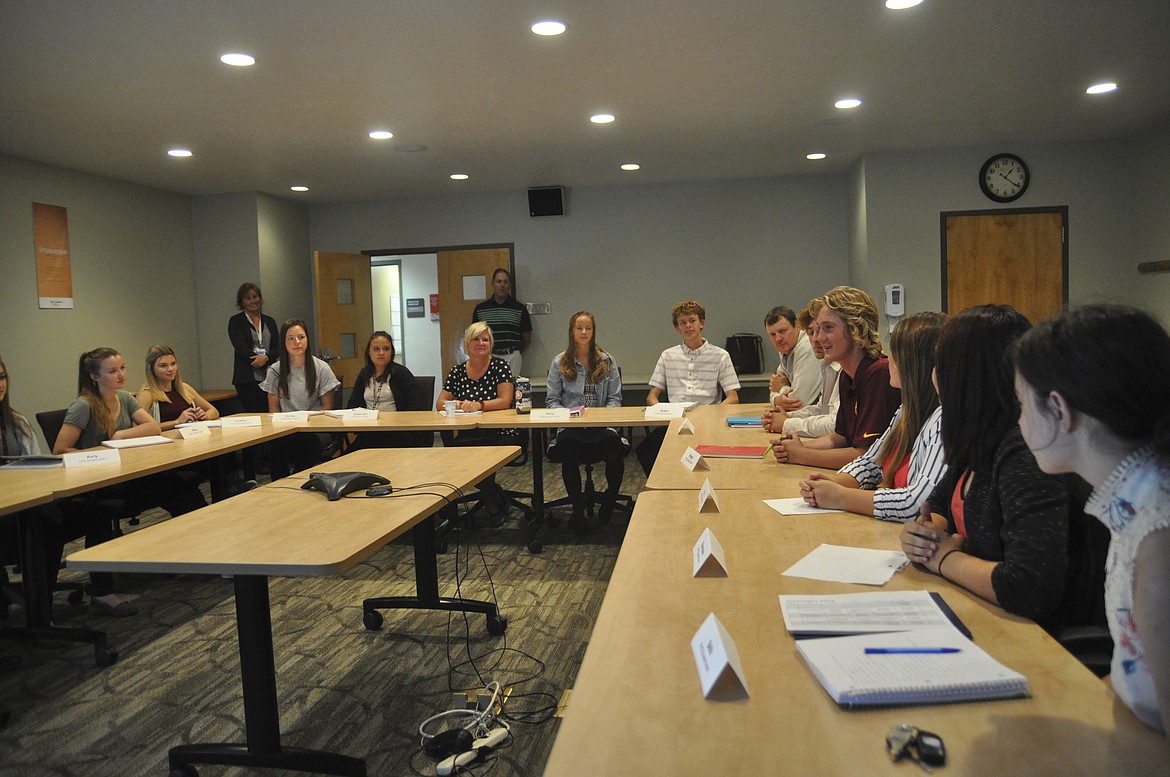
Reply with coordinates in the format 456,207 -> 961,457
864,647 -> 961,655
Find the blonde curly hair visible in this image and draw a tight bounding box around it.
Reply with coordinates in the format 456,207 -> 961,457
821,286 -> 883,360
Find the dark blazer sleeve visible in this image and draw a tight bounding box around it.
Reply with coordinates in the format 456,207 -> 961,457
347,370 -> 371,409
228,313 -> 253,384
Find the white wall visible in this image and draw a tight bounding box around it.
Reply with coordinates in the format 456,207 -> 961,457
398,255 -> 442,406
0,154 -> 197,448
309,175 -> 851,378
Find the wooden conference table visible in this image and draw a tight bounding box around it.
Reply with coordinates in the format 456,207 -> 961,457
0,417 -> 302,664
645,403 -> 819,491
544,489 -> 1169,775
68,445 -> 517,777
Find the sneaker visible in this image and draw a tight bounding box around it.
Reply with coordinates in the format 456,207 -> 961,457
570,503 -> 588,536
598,500 -> 615,526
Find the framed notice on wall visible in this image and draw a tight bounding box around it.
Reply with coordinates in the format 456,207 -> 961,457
33,202 -> 74,309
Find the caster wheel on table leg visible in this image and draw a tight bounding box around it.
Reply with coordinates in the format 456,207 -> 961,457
363,610 -> 384,631
487,613 -> 508,636
94,647 -> 118,667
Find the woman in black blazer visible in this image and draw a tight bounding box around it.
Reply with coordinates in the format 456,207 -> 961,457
347,331 -> 432,449
227,282 -> 279,413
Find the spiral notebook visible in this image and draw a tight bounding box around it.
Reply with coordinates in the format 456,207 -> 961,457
795,625 -> 1029,708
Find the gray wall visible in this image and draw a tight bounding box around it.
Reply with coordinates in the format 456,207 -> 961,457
309,174 -> 852,379
3,124 -> 1167,449
0,154 -> 198,449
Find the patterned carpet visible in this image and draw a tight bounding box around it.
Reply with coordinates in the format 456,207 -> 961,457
0,441 -> 647,777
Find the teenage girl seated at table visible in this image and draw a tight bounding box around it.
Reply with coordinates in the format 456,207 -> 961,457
259,319 -> 340,477
136,344 -> 220,430
1014,303 -> 1170,735
898,306 -> 1083,634
436,321 -> 517,519
53,347 -> 207,615
346,330 -> 432,450
137,345 -> 255,495
545,311 -> 628,535
770,286 -> 901,470
797,311 -> 947,522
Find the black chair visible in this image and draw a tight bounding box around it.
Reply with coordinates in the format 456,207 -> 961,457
36,410 -> 140,535
545,443 -> 635,523
1056,477 -> 1113,677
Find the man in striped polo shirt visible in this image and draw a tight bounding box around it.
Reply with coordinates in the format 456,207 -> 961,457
472,267 -> 533,377
637,299 -> 741,473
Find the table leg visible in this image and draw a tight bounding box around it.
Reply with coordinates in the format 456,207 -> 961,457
167,575 -> 367,777
0,509 -> 115,667
524,428 -> 546,553
361,517 -> 507,636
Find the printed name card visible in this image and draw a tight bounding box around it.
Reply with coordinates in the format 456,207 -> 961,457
680,447 -> 710,471
676,418 -> 695,435
698,478 -> 721,513
221,415 -> 263,428
646,403 -> 686,418
271,411 -> 310,424
62,448 -> 121,468
530,407 -> 570,421
347,407 -> 379,421
690,612 -> 749,700
693,528 -> 728,578
177,422 -> 212,439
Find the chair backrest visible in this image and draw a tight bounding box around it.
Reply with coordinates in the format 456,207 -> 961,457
35,409 -> 68,452
414,375 -> 436,409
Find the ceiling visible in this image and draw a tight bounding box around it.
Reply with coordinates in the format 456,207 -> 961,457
1,0 -> 1168,204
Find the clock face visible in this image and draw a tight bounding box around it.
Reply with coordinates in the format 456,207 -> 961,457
979,154 -> 1030,202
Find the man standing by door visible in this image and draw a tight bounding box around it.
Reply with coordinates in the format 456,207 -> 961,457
472,267 -> 533,377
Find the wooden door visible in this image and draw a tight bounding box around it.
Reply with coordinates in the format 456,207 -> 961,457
942,208 -> 1067,323
436,247 -> 513,378
313,251 -> 373,390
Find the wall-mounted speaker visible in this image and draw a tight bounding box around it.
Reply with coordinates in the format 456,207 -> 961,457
527,186 -> 565,217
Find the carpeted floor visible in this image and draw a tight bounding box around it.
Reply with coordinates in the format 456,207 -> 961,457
0,441 -> 647,777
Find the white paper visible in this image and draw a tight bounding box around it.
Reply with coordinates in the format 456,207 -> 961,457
176,420 -> 221,428
221,416 -> 262,428
698,478 -> 720,512
782,544 -> 909,586
271,411 -> 310,424
779,591 -> 957,635
177,423 -> 212,439
325,408 -> 378,421
530,407 -> 570,421
101,435 -> 173,448
63,448 -> 121,467
680,447 -> 709,471
693,528 -> 728,577
677,418 -> 695,435
690,612 -> 749,699
764,497 -> 840,516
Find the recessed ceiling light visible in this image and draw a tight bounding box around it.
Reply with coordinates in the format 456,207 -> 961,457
885,0 -> 924,9
167,148 -> 193,158
450,173 -> 469,181
220,53 -> 256,67
369,130 -> 394,140
290,186 -> 309,192
620,163 -> 640,171
806,153 -> 827,160
531,20 -> 567,36
591,114 -> 615,124
1086,82 -> 1118,94
834,98 -> 863,109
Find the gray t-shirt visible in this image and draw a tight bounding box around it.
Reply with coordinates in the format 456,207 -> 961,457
62,390 -> 142,449
259,356 -> 341,411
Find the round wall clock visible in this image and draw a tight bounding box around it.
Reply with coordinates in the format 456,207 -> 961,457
979,153 -> 1030,203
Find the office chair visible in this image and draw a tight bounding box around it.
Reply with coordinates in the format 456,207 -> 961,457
545,444 -> 635,524
36,410 -> 141,535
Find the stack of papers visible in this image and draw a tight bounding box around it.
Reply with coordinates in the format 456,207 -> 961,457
101,436 -> 174,449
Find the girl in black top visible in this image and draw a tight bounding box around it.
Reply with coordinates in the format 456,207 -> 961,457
346,331 -> 431,449
899,305 -> 1075,631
